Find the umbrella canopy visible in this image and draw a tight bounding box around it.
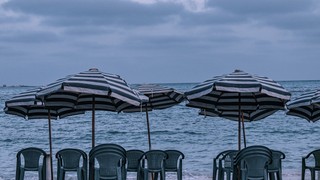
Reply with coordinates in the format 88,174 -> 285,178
36,68 -> 147,148
4,87 -> 85,180
120,84 -> 185,150
286,89 -> 320,122
120,84 -> 184,112
5,88 -> 83,119
199,108 -> 278,122
185,69 -> 291,150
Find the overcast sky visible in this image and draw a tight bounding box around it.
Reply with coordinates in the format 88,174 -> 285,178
0,0 -> 319,86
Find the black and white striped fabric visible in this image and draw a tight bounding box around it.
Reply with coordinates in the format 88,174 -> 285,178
37,68 -> 147,112
199,108 -> 278,122
185,69 -> 291,113
120,84 -> 184,112
286,90 -> 320,122
4,88 -> 83,119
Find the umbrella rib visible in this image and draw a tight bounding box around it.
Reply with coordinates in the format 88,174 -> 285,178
252,93 -> 259,110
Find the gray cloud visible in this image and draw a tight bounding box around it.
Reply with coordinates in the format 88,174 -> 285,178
0,31 -> 59,43
1,0 -> 320,86
207,0 -> 315,15
3,0 -> 183,27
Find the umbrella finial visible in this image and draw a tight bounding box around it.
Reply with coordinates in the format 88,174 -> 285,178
89,68 -> 99,72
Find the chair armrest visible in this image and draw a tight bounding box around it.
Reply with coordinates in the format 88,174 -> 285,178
178,158 -> 183,171
302,156 -> 307,167
139,157 -> 146,170
213,158 -> 217,170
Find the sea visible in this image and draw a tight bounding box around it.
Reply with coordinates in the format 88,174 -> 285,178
1,80 -> 320,180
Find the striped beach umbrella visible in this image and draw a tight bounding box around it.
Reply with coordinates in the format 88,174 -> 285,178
4,88 -> 85,180
36,68 -> 147,148
286,90 -> 320,122
119,84 -> 185,150
185,69 -> 291,150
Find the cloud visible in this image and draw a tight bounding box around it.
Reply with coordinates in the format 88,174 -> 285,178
1,0 -> 320,86
3,0 -> 183,27
207,0 -> 315,15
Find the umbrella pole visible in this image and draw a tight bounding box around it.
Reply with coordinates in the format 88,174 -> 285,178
145,108 -> 154,180
238,95 -> 241,150
48,111 -> 53,180
238,112 -> 241,150
92,96 -> 95,149
145,107 -> 152,150
241,112 -> 247,148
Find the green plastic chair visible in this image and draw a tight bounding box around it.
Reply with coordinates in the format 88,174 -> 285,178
213,150 -> 232,180
217,150 -> 238,180
140,150 -> 168,180
233,145 -> 272,180
89,144 -> 127,180
16,147 -> 47,180
127,150 -> 144,180
302,149 -> 320,180
56,148 -> 87,180
268,150 -> 285,180
164,150 -> 184,180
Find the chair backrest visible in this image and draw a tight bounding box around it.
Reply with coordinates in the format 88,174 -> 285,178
164,150 -> 184,171
17,147 -> 47,171
127,149 -> 144,171
213,149 -> 237,180
233,145 -> 272,180
56,148 -> 87,171
92,151 -> 125,178
268,150 -> 285,171
89,144 -> 127,180
220,150 -> 238,170
89,143 -> 126,158
214,150 -> 236,165
305,149 -> 320,167
141,150 -> 168,171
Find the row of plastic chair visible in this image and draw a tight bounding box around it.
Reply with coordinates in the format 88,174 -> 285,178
212,146 -> 285,180
15,145 -> 184,180
89,144 -> 184,180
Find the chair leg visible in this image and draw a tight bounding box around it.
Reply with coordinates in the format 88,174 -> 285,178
226,170 -> 231,180
19,168 -> 24,180
77,169 -> 82,180
154,172 -> 159,180
178,170 -> 182,180
269,172 -> 275,180
276,172 -> 281,180
301,168 -> 305,180
62,171 -> 66,180
311,170 -> 315,180
16,167 -> 20,180
144,170 -> 148,180
213,166 -> 217,180
39,169 -> 42,180
218,170 -> 224,180
161,170 -> 165,180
